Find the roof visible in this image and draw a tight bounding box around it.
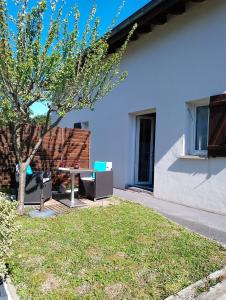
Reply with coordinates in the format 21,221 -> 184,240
108,0 -> 206,53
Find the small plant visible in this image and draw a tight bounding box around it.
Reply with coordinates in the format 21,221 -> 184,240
0,194 -> 18,279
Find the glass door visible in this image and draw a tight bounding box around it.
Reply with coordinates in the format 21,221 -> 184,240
135,116 -> 154,187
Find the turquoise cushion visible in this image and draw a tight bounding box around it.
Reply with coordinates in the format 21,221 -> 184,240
92,161 -> 107,178
94,161 -> 107,172
26,165 -> 33,175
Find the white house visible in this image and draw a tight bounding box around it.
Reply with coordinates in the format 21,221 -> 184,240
60,0 -> 226,215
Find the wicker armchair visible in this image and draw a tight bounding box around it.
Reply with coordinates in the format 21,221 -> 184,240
79,162 -> 113,201
16,171 -> 52,204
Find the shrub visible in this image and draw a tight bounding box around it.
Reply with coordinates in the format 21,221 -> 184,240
0,194 -> 18,279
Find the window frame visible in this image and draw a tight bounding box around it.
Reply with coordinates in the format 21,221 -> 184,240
190,102 -> 209,156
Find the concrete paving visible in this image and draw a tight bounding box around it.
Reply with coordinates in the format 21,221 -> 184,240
166,267 -> 226,300
198,281 -> 226,300
114,188 -> 226,245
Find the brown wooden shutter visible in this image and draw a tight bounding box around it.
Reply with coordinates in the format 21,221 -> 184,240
208,94 -> 226,157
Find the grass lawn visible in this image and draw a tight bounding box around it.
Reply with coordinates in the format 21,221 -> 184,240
9,200 -> 226,300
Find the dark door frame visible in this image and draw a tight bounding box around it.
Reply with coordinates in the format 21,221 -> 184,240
134,113 -> 156,190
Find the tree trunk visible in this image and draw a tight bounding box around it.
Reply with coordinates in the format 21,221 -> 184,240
17,163 -> 26,216
40,189 -> 45,212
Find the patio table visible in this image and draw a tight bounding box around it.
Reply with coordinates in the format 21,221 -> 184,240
57,167 -> 93,208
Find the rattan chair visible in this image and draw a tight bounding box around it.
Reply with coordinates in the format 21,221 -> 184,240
79,162 -> 113,201
15,171 -> 52,204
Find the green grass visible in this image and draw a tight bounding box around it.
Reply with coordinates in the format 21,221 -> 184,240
9,201 -> 226,300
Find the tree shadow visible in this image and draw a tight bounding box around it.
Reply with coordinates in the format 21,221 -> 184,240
167,157 -> 225,189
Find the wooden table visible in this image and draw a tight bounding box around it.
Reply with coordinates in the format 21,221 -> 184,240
57,167 -> 93,208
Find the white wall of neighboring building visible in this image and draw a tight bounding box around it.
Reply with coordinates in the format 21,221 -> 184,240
60,0 -> 226,214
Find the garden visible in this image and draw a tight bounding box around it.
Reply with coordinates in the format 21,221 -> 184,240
7,200 -> 226,299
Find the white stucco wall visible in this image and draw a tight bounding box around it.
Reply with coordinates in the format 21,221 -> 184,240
60,0 -> 226,214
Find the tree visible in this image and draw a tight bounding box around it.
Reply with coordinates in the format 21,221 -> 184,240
0,0 -> 136,215
32,114 -> 51,126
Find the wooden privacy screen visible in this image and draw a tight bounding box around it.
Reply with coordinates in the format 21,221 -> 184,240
0,126 -> 90,188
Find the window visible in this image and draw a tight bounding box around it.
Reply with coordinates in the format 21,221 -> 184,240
195,105 -> 209,152
186,100 -> 209,156
185,94 -> 226,158
74,121 -> 89,129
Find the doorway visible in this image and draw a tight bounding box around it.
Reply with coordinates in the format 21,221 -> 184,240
134,113 -> 156,190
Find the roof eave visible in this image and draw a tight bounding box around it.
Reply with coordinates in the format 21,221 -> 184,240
108,0 -> 206,53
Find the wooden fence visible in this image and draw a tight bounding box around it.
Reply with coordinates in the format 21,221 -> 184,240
0,126 -> 90,188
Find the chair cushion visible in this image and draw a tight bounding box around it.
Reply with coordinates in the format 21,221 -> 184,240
106,162 -> 112,171
94,161 -> 107,172
26,165 -> 33,175
81,176 -> 95,181
43,178 -> 51,183
93,161 -> 112,172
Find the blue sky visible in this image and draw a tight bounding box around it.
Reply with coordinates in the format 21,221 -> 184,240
9,0 -> 150,115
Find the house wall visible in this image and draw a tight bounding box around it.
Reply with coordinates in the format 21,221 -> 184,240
60,0 -> 226,214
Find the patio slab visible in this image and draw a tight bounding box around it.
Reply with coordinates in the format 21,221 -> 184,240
57,198 -> 88,208
27,196 -> 120,216
113,188 -> 226,245
28,208 -> 57,218
81,197 -> 121,207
